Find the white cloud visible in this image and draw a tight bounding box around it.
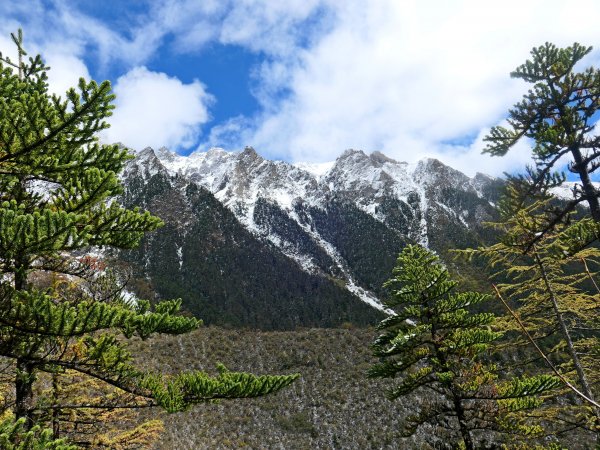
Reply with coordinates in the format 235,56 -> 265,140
150,0 -> 329,56
217,0 -> 328,55
51,4 -> 161,70
425,127 -> 535,178
204,115 -> 254,151
102,67 -> 213,151
199,0 -> 600,175
0,6 -> 215,154
44,52 -> 91,97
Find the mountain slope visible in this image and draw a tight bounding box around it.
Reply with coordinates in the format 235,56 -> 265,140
116,147 -> 501,329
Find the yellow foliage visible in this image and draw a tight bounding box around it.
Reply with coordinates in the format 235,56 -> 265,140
92,419 -> 164,450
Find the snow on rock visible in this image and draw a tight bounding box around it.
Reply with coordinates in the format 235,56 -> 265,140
549,181 -> 600,201
121,146 -> 169,180
293,161 -> 334,179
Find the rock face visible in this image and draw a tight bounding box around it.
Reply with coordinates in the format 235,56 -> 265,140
116,146 -> 502,330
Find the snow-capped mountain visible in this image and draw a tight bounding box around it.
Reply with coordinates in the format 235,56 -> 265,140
117,146 -> 502,329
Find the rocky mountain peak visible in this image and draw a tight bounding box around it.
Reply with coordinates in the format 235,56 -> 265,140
155,146 -> 177,161
335,148 -> 369,165
370,150 -> 398,166
137,146 -> 157,159
204,147 -> 227,158
242,146 -> 258,157
413,157 -> 471,190
124,147 -> 168,180
236,146 -> 264,170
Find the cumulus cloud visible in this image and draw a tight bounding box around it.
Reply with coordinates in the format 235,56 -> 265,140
0,5 -> 215,154
102,67 -> 213,151
204,115 -> 255,150
222,0 -> 600,175
44,52 -> 92,97
425,127 -> 535,178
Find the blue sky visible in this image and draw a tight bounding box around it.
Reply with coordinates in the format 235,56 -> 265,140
2,0 -> 600,176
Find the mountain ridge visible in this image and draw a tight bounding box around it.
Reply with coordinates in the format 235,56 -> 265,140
116,146 -> 502,329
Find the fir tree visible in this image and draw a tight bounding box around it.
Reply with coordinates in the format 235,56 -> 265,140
462,184 -> 600,437
484,42 -> 600,234
475,41 -> 600,443
0,30 -> 297,445
369,244 -> 559,449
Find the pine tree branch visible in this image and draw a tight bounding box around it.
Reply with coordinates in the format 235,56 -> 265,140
0,82 -> 111,165
521,197 -> 585,253
580,257 -> 600,294
35,402 -> 156,411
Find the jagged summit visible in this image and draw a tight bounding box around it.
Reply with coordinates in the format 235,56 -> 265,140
156,146 -> 175,157
335,148 -> 401,167
370,150 -> 399,166
146,145 -> 481,187
132,147 -> 497,227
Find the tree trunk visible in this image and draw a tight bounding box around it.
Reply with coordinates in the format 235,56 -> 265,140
428,308 -> 474,449
13,254 -> 36,430
453,395 -> 474,450
535,251 -> 600,430
52,373 -> 60,439
570,145 -> 600,222
15,358 -> 35,430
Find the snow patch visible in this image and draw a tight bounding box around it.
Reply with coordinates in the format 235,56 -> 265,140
176,245 -> 183,270
287,208 -> 386,310
293,161 -> 334,178
121,289 -> 139,307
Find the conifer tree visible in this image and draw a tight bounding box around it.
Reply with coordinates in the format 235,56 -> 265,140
478,41 -> 600,440
484,42 -> 600,233
369,244 -> 559,449
462,184 -> 600,437
0,30 -> 298,446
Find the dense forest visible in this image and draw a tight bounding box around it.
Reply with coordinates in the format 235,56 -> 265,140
0,30 -> 598,449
